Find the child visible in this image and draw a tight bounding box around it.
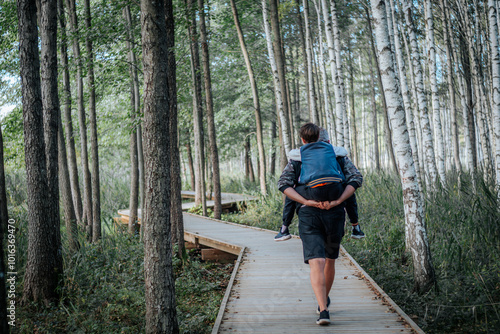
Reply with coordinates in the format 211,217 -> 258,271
275,126 -> 365,241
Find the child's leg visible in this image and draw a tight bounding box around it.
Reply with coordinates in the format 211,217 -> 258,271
345,193 -> 358,224
282,195 -> 296,228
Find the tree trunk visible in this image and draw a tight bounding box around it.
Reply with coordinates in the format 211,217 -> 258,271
58,105 -> 79,252
389,0 -> 422,185
440,0 -> 462,173
322,0 -> 343,145
165,0 -> 185,255
124,5 -> 139,235
186,0 -> 207,215
83,0 -> 101,242
347,40 -> 358,166
141,0 -> 179,331
0,128 -> 8,234
368,52 -> 381,170
371,0 -> 436,293
19,0 -> 62,304
186,137 -> 196,191
403,0 -> 440,187
302,0 -> 318,124
270,118 -> 277,176
58,0 -> 82,225
425,0 -> 446,184
365,5 -> 398,173
263,0 -> 291,154
295,0 -> 311,118
230,0 -> 267,195
198,0 -> 221,219
312,0 -> 334,142
488,0 -> 500,185
66,0 -> 93,236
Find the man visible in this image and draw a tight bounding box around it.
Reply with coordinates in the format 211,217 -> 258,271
277,123 -> 363,325
275,128 -> 365,241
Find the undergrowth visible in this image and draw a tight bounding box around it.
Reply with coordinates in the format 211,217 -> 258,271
225,172 -> 500,334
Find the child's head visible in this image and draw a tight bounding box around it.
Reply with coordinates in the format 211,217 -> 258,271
299,123 -> 320,143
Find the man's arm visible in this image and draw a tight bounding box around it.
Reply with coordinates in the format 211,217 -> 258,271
284,187 -> 322,208
278,160 -> 321,208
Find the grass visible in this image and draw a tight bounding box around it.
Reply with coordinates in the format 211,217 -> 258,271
224,171 -> 500,334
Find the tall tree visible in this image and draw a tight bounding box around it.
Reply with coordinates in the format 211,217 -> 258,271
18,0 -> 62,304
368,51 -> 381,171
488,0 -> 500,185
124,5 -> 139,235
165,0 -> 185,256
0,122 -> 8,333
66,0 -> 93,235
303,0 -> 318,124
198,0 -> 222,219
186,0 -> 207,215
295,1 -> 312,119
371,0 -> 435,293
425,0 -> 446,185
440,0 -> 462,173
140,0 -> 179,331
263,0 -> 291,154
58,0 -> 83,225
83,0 -> 101,242
0,127 -> 7,233
230,0 -> 267,195
269,0 -> 292,158
403,0 -> 439,187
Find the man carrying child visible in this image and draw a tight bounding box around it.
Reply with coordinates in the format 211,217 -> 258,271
277,123 -> 363,325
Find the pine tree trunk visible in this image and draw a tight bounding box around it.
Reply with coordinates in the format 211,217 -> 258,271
58,106 -> 79,252
165,0 -> 184,255
488,0 -> 500,185
66,0 -> 93,236
198,0 -> 221,219
186,0 -> 207,214
124,5 -> 139,235
425,0 -> 446,184
371,0 -> 435,293
186,137 -> 196,191
403,0 -> 440,187
19,0 -> 62,304
83,0 -> 101,242
141,0 -> 179,331
230,0 -> 267,195
263,0 -> 291,154
58,0 -> 82,225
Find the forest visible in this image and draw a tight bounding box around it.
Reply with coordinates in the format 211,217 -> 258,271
0,0 -> 499,333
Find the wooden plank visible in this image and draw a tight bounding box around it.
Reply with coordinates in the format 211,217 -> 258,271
182,213 -> 424,334
201,249 -> 238,263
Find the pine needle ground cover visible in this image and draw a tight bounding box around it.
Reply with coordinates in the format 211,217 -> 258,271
225,173 -> 500,334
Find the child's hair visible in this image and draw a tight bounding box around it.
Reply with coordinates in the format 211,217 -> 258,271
299,123 -> 320,143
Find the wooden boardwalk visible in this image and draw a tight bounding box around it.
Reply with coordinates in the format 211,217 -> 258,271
183,213 -> 423,334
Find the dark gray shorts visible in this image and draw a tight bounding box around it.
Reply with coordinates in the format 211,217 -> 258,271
298,206 -> 345,263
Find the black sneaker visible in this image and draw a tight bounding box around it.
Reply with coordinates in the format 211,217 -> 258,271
274,227 -> 291,241
317,296 -> 330,314
316,309 -> 330,325
351,224 -> 365,239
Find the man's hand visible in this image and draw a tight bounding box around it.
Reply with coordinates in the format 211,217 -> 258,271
304,199 -> 322,209
319,200 -> 340,210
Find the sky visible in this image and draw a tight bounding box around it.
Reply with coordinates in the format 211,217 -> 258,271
0,104 -> 15,119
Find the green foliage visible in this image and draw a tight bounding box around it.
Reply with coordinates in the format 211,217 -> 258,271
15,231 -> 232,334
1,106 -> 25,167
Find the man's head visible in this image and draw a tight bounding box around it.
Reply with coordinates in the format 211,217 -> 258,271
299,123 -> 320,143
318,128 -> 330,143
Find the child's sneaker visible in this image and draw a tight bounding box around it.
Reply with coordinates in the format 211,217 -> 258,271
274,226 -> 291,241
316,309 -> 330,325
351,224 -> 365,239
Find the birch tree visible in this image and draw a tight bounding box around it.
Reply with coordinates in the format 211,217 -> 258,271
371,0 -> 436,293
403,0 -> 440,187
488,0 -> 500,186
425,0 -> 446,185
303,0 -> 318,124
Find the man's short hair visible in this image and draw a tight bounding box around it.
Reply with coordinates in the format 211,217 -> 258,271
299,123 -> 320,143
